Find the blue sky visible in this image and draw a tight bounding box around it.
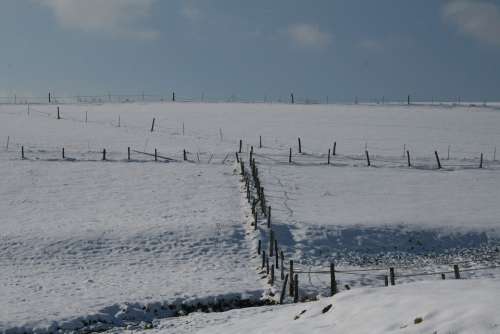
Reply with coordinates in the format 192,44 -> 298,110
1,0 -> 500,102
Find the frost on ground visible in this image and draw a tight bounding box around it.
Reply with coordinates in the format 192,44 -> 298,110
0,161 -> 262,332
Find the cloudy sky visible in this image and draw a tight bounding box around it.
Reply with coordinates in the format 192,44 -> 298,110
1,0 -> 500,102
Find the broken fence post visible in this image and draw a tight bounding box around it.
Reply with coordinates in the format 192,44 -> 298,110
435,151 -> 442,169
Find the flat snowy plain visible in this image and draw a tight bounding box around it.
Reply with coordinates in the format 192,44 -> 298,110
1,102 -> 499,333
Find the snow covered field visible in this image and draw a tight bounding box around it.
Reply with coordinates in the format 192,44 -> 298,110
1,102 -> 500,333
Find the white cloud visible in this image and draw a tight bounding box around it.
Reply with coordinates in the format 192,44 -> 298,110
443,0 -> 500,47
287,23 -> 332,49
180,1 -> 202,22
38,0 -> 159,40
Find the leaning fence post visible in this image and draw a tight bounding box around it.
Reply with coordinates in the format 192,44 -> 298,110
407,150 -> 411,167
280,274 -> 289,304
151,118 -> 155,132
330,262 -> 337,296
435,151 -> 442,169
479,153 -> 483,168
453,264 -> 460,279
389,267 -> 395,285
289,260 -> 294,296
298,138 -> 302,153
365,150 -> 371,166
293,274 -> 299,303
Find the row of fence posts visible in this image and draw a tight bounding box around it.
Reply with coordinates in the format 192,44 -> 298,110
19,146 -> 189,162
287,138 -> 486,169
238,140 -> 340,304
384,264 -> 461,286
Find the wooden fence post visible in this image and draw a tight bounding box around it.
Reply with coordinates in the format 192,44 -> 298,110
328,149 -> 331,165
266,256 -> 269,274
239,140 -> 242,153
21,146 -> 24,159
258,240 -> 261,255
289,260 -> 294,296
289,148 -> 292,163
128,147 -> 131,161
275,242 -> 279,268
333,141 -> 336,156
280,251 -> 284,280
384,275 -> 388,287
441,273 -> 446,280
365,150 -> 371,166
102,149 -> 106,161
293,274 -> 299,303
270,265 -> 275,285
291,93 -> 294,104
298,138 -> 302,153
480,153 -> 483,168
172,91 -> 175,102
389,267 -> 395,285
435,151 -> 442,169
183,149 -> 187,161
454,264 -> 460,279
259,136 -> 262,148
330,262 -> 337,296
407,150 -> 411,167
62,148 -> 65,159
57,107 -> 60,119
280,274 -> 289,304
150,118 -> 155,132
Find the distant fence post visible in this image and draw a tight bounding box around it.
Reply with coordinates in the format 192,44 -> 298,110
151,118 -> 155,132
102,149 -> 106,161
128,147 -> 131,161
183,149 -> 187,161
333,141 -> 336,156
267,206 -> 271,228
389,267 -> 395,285
269,230 -> 274,257
259,136 -> 262,148
289,260 -> 294,296
239,140 -> 242,153
291,93 -> 294,104
172,91 -> 175,102
384,275 -> 388,287
407,150 -> 411,167
62,148 -> 65,159
280,251 -> 284,280
365,150 -> 371,166
435,151 -> 442,169
298,138 -> 302,153
479,153 -> 483,168
289,148 -> 292,163
330,262 -> 337,296
258,240 -> 261,255
328,149 -> 331,165
155,149 -> 158,161
454,264 -> 460,279
57,107 -> 60,120
21,146 -> 24,159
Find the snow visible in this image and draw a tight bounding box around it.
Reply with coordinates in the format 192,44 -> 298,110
1,102 -> 500,333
